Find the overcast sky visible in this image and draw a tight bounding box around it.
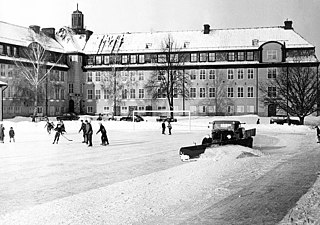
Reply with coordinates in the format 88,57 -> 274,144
0,0 -> 319,56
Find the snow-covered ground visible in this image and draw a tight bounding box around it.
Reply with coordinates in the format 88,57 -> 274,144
0,115 -> 319,224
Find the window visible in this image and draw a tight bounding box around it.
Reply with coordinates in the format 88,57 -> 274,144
200,88 -> 206,98
139,89 -> 144,98
228,52 -> 235,61
138,54 -> 145,63
68,83 -> 74,93
61,89 -> 65,100
87,106 -> 93,114
104,55 -> 110,64
247,68 -> 254,79
209,53 -> 216,62
95,90 -> 101,99
190,53 -> 198,62
237,105 -> 245,113
96,71 -> 101,82
227,105 -> 234,114
8,65 -> 13,77
103,89 -> 109,99
200,69 -> 206,80
87,72 -> 92,82
0,64 -> 5,77
237,69 -> 244,79
199,53 -> 207,62
130,71 -> 136,81
122,89 -> 128,99
87,55 -> 94,65
268,68 -> 277,79
60,71 -> 65,82
103,106 -> 110,112
7,87 -> 14,98
247,105 -> 254,113
87,89 -> 93,99
237,52 -> 245,61
268,87 -> 277,98
157,89 -> 166,98
122,55 -> 128,64
6,46 -> 12,56
130,55 -> 137,64
138,71 -> 144,81
237,87 -> 244,98
190,70 -> 196,80
170,54 -> 178,62
209,69 -> 215,79
130,89 -> 135,99
227,69 -> 234,79
55,87 -> 60,99
247,52 -> 254,61
209,87 -> 215,98
190,88 -> 196,98
267,50 -> 277,60
158,54 -> 166,63
0,45 -> 4,55
13,47 -> 19,57
227,87 -> 234,97
247,86 -> 254,98
95,56 -> 102,64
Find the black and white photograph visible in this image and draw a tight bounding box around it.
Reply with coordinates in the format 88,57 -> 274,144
1,0 -> 320,224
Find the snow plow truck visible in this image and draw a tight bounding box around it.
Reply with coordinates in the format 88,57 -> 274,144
179,120 -> 256,161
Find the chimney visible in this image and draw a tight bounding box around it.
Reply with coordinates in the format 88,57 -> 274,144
85,30 -> 93,41
41,28 -> 56,39
252,39 -> 259,46
204,24 -> 210,34
284,20 -> 293,30
29,25 -> 40,34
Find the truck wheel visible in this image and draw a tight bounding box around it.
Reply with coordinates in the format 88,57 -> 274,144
247,138 -> 253,148
202,137 -> 212,146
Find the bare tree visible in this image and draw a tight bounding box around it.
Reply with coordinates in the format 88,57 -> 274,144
13,31 -> 63,120
145,35 -> 191,118
259,63 -> 319,124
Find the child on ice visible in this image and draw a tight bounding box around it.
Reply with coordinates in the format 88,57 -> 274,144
9,127 -> 15,142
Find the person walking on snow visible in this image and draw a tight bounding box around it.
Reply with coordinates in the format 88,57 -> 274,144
86,120 -> 93,147
0,124 -> 5,143
9,127 -> 15,142
79,120 -> 87,143
316,126 -> 320,143
96,122 -> 109,146
167,121 -> 172,135
162,121 -> 166,134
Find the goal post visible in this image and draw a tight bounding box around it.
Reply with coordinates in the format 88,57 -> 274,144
132,110 -> 191,131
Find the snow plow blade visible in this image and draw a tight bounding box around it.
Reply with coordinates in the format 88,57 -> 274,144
179,144 -> 207,160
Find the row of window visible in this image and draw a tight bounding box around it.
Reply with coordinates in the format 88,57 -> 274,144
3,86 -> 65,100
0,44 -> 19,58
85,86 -> 256,100
87,51 -> 256,66
86,68 -> 278,83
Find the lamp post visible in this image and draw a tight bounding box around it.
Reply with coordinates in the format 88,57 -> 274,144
0,81 -> 8,121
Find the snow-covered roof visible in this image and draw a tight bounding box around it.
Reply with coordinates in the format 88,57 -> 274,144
78,26 -> 314,54
0,21 -> 65,53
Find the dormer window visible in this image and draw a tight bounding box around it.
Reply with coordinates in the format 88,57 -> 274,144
267,50 -> 277,60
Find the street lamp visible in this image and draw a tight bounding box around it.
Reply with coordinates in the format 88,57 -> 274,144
0,81 -> 8,121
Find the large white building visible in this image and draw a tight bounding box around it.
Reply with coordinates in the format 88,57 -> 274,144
0,7 -> 318,119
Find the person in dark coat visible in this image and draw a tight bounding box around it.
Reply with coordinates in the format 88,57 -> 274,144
96,122 -> 109,146
162,121 -> 166,134
256,118 -> 260,124
53,123 -> 63,144
0,124 -> 5,143
316,126 -> 320,143
9,127 -> 15,143
79,120 -> 87,143
86,120 -> 93,147
167,121 -> 172,135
